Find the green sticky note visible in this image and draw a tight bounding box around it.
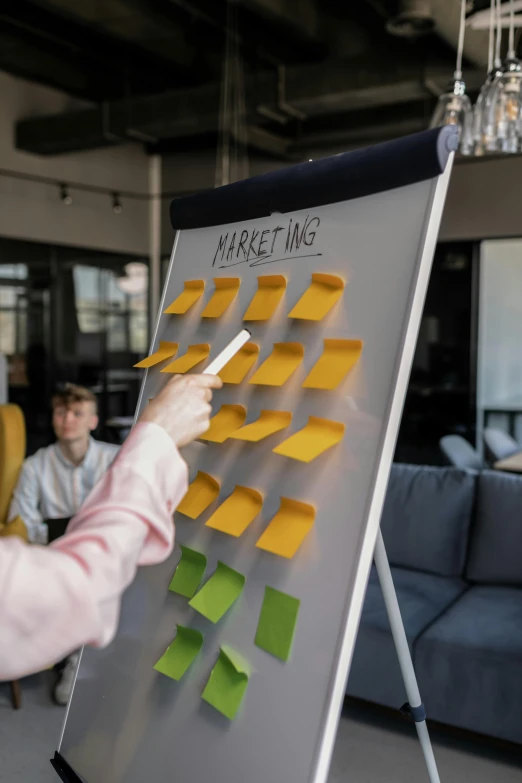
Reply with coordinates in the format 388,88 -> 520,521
154,625 -> 203,681
254,586 -> 300,662
169,545 -> 207,598
189,561 -> 245,623
202,645 -> 250,720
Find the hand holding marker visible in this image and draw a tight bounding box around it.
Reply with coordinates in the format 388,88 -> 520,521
142,331 -> 250,448
203,328 -> 252,375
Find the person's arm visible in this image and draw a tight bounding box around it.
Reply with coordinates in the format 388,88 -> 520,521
0,422 -> 184,679
8,457 -> 48,544
0,374 -> 220,680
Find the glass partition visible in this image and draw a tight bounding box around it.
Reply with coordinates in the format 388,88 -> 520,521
0,238 -> 149,454
477,239 -> 522,452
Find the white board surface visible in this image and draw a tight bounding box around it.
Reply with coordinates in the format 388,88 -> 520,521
57,154 -> 453,783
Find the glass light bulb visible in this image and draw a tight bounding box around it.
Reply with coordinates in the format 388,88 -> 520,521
430,79 -> 473,155
484,59 -> 522,153
473,68 -> 503,155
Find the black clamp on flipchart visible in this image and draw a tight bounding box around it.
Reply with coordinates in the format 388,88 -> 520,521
400,702 -> 427,723
50,751 -> 84,782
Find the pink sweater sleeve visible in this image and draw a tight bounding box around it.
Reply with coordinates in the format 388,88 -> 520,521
0,422 -> 188,680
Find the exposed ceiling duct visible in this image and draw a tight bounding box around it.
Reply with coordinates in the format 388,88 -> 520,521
387,1 -> 436,38
384,0 -> 491,67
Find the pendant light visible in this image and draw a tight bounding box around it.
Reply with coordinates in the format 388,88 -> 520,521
473,0 -> 502,154
429,0 -> 473,155
483,0 -> 522,153
480,0 -> 507,152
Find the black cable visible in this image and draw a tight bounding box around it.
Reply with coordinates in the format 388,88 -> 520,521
0,167 -> 201,201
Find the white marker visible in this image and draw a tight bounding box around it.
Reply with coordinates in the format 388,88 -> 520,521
203,328 -> 251,375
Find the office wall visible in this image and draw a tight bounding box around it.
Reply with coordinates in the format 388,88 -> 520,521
0,72 -> 150,255
161,145 -> 522,254
478,239 -> 522,408
477,239 -> 522,445
440,157 -> 522,241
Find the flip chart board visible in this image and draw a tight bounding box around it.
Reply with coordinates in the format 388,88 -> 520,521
53,127 -> 457,783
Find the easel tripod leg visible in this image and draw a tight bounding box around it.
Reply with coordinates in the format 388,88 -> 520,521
374,529 -> 441,783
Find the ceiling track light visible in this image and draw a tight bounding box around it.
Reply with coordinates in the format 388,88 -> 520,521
60,183 -> 72,205
112,192 -> 122,213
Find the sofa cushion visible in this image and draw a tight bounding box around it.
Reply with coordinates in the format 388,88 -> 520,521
347,566 -> 466,708
467,470 -> 522,585
415,586 -> 522,744
380,464 -> 476,577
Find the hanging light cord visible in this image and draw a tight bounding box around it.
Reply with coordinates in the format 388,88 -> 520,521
455,0 -> 467,80
215,0 -> 249,188
494,0 -> 502,67
488,0 -> 495,72
508,0 -> 515,59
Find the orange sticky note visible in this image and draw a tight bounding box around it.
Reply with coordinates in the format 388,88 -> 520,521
243,275 -> 286,321
230,410 -> 292,442
256,498 -> 315,559
288,273 -> 344,321
134,341 -> 178,369
218,343 -> 259,384
206,486 -> 263,537
177,471 -> 220,519
161,344 -> 210,374
303,339 -> 363,390
273,416 -> 345,462
249,343 -> 304,387
164,280 -> 205,314
200,404 -> 247,443
201,278 -> 240,318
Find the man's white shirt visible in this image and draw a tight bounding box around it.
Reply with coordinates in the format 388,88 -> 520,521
8,438 -> 119,543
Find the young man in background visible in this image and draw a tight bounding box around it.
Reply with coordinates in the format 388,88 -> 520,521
8,383 -> 119,704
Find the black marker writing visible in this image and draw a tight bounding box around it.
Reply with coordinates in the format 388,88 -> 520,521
271,226 -> 284,253
258,229 -> 270,256
226,231 -> 236,261
237,229 -> 249,259
247,229 -> 260,261
213,233 -> 228,266
211,215 -> 321,269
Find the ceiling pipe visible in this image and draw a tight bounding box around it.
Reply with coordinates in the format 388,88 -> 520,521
387,1 -> 436,37
430,0 -> 490,67
381,0 -> 490,67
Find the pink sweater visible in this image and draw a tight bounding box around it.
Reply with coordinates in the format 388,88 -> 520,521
0,422 -> 187,680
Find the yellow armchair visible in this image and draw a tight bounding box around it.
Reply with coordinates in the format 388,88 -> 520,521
0,403 -> 27,708
0,514 -> 28,541
0,403 -> 26,532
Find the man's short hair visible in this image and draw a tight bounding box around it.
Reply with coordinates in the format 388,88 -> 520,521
51,383 -> 98,413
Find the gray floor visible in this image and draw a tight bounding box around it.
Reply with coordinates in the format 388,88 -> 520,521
1,675 -> 521,782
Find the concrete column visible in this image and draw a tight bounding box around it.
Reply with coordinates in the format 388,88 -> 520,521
148,154 -> 162,336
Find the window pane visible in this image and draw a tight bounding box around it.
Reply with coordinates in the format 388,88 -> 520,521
107,314 -> 127,352
0,286 -> 27,355
0,264 -> 27,280
130,312 -> 148,354
73,266 -> 102,332
107,273 -> 126,307
0,287 -> 17,307
0,312 -> 15,354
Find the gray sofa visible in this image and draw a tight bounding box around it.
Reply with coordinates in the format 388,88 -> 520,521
347,463 -> 522,745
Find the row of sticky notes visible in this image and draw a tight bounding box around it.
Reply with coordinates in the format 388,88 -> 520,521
168,552 -> 300,658
155,631 -> 250,720
135,339 -> 363,391
178,482 -> 315,559
199,407 -> 344,462
164,273 -> 344,322
170,552 -> 244,620
155,583 -> 300,718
